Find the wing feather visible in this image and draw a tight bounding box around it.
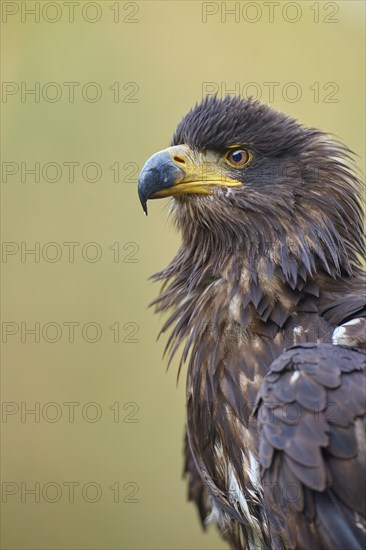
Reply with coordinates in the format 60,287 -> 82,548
255,343 -> 366,549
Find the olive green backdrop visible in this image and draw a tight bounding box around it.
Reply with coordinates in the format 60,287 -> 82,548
1,1 -> 365,548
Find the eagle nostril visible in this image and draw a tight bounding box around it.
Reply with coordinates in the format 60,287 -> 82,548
173,155 -> 186,165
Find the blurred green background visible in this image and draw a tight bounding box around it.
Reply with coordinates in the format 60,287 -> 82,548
1,1 -> 365,548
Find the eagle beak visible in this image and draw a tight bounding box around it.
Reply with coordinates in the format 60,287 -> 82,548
138,145 -> 242,214
138,148 -> 185,215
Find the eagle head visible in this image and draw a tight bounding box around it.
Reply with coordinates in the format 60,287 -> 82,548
138,96 -> 364,278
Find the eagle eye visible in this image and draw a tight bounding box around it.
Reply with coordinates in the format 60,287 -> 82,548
225,147 -> 251,168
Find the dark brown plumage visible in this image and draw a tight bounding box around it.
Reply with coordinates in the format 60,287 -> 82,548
138,96 -> 366,549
